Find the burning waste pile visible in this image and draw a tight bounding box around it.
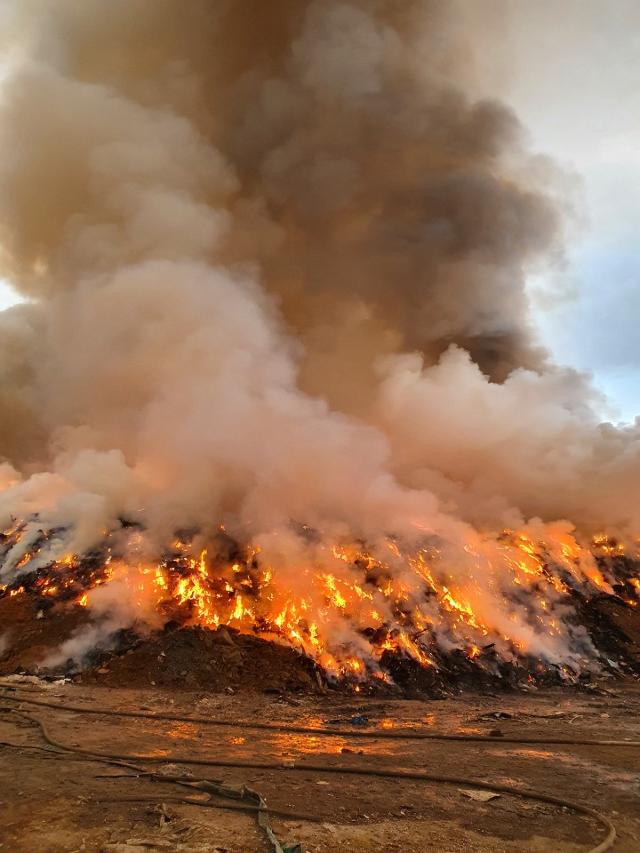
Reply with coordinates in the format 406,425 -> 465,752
1,519 -> 639,693
0,1 -> 639,695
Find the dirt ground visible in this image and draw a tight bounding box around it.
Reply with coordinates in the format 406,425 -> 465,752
0,679 -> 639,853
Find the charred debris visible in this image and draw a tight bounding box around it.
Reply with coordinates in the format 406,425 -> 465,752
1,518 -> 639,698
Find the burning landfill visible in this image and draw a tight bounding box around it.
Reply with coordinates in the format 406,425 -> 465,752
0,0 -> 639,695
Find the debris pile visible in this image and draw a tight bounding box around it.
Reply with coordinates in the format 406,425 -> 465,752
1,574 -> 638,696
80,625 -> 326,694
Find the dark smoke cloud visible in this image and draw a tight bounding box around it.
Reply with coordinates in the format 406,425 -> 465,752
0,0 -> 638,664
0,1 -> 561,404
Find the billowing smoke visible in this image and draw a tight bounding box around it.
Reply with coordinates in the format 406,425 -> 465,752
0,1 -> 637,670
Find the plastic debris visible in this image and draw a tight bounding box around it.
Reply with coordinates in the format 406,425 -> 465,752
459,788 -> 501,802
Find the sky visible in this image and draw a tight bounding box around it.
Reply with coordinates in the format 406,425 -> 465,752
500,1 -> 640,423
0,280 -> 21,311
0,2 -> 637,421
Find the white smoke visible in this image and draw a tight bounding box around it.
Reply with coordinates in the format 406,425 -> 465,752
0,1 -> 635,669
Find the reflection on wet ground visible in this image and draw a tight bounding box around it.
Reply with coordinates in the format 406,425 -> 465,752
503,747 -> 555,760
166,721 -> 199,740
102,717 -> 414,762
378,717 -> 424,729
5,683 -> 640,853
135,747 -> 172,758
56,687 -> 640,788
496,747 -> 640,790
268,730 -> 399,758
122,717 -> 437,761
298,715 -> 324,725
99,716 -> 640,793
120,713 -> 640,788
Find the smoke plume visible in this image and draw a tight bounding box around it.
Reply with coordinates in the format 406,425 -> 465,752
0,1 -> 637,669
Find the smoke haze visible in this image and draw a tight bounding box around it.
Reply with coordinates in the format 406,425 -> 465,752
0,1 -> 637,667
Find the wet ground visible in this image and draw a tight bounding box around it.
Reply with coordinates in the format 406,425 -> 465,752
0,679 -> 639,852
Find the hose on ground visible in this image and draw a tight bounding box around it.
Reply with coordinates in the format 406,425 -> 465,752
2,688 -> 638,747
3,710 -> 302,853
1,700 -> 617,853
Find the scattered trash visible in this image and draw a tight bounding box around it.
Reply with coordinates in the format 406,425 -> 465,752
459,788 -> 501,802
475,711 -> 513,721
157,763 -> 193,777
326,713 -> 370,726
153,802 -> 174,831
101,841 -> 174,852
475,709 -> 568,722
0,674 -> 63,690
525,711 -> 567,719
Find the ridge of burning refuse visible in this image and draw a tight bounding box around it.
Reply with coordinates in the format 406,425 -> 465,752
1,517 -> 639,687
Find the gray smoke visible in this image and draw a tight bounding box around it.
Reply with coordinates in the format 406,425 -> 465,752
0,1 -> 637,667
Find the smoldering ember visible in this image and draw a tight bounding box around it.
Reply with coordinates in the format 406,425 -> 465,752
0,3 -> 639,852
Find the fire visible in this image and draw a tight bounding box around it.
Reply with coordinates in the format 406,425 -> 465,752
440,587 -> 482,630
1,516 -> 639,683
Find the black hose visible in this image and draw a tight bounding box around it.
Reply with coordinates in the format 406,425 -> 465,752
2,689 -> 637,747
3,702 -> 617,853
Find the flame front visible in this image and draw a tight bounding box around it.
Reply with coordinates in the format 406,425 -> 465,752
1,517 -> 638,682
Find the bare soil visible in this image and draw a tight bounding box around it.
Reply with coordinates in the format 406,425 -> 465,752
1,679 -> 639,852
